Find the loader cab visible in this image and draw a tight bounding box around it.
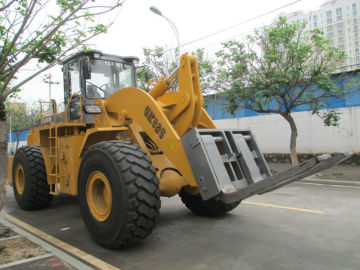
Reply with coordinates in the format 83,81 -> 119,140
62,50 -> 139,123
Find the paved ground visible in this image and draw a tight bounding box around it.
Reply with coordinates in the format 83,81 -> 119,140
2,176 -> 360,270
268,163 -> 360,182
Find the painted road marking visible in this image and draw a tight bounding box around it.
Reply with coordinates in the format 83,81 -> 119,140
0,212 -> 120,270
0,253 -> 53,269
242,201 -> 324,214
296,182 -> 360,189
0,235 -> 23,241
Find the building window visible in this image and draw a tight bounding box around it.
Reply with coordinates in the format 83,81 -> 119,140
314,22 -> 318,27
326,10 -> 332,23
356,55 -> 360,61
327,25 -> 333,31
338,36 -> 344,43
355,48 -> 360,54
338,44 -> 345,50
354,18 -> 358,24
336,8 -> 342,21
356,32 -> 359,39
352,3 -> 357,10
355,25 -> 359,31
337,22 -> 344,28
327,32 -> 334,38
338,29 -> 344,35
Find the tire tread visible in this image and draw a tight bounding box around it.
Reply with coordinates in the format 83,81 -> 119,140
179,190 -> 240,217
81,140 -> 160,248
13,146 -> 52,210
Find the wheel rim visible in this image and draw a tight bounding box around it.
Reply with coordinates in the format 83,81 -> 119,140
86,171 -> 112,222
15,164 -> 25,195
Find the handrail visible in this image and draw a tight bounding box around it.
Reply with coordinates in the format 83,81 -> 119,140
39,100 -> 57,128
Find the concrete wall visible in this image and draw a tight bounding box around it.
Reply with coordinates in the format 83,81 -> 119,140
214,106 -> 360,154
8,141 -> 27,155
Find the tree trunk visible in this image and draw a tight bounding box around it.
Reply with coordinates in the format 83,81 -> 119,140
281,113 -> 299,165
0,97 -> 7,211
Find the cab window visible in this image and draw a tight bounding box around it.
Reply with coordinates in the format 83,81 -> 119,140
86,60 -> 135,99
69,62 -> 81,95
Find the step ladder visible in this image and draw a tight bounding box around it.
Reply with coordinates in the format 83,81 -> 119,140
48,126 -> 60,195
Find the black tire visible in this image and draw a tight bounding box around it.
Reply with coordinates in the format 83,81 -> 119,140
12,146 -> 52,210
179,189 -> 241,217
78,140 -> 161,248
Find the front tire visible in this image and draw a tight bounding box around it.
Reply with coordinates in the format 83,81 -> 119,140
78,141 -> 160,248
12,146 -> 52,210
179,189 -> 241,217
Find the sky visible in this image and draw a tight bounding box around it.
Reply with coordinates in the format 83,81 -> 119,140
16,0 -> 327,105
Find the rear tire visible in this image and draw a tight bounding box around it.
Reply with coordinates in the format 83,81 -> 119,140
78,140 -> 160,248
179,189 -> 241,217
12,146 -> 52,210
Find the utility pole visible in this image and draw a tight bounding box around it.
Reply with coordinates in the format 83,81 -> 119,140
42,74 -> 60,101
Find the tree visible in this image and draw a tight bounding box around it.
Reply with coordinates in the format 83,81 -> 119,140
137,46 -> 216,93
215,17 -> 348,165
0,0 -> 124,211
6,102 -> 40,152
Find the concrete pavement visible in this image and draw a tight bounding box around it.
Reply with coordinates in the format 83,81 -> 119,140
2,179 -> 360,270
268,163 -> 360,185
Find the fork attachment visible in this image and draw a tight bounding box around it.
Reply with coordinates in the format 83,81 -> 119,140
181,128 -> 353,204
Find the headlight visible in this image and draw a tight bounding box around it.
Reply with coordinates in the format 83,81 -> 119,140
83,104 -> 102,114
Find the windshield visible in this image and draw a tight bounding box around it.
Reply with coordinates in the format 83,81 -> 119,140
86,59 -> 135,99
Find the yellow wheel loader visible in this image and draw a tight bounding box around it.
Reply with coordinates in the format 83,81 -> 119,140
7,50 -> 352,248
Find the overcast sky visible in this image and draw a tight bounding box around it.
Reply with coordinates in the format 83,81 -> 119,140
17,0 -> 326,104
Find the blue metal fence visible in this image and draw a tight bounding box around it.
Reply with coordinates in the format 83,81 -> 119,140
205,73 -> 360,120
7,130 -> 30,142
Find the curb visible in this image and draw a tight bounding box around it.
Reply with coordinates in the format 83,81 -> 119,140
299,178 -> 360,187
0,214 -> 95,270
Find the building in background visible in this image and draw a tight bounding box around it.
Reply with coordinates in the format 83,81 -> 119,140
277,0 -> 360,72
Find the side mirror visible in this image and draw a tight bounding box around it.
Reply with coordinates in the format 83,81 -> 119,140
82,58 -> 91,80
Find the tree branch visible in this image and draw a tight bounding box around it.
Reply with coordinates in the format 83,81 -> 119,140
0,0 -> 16,11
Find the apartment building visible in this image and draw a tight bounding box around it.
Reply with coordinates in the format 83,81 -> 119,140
278,0 -> 360,71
